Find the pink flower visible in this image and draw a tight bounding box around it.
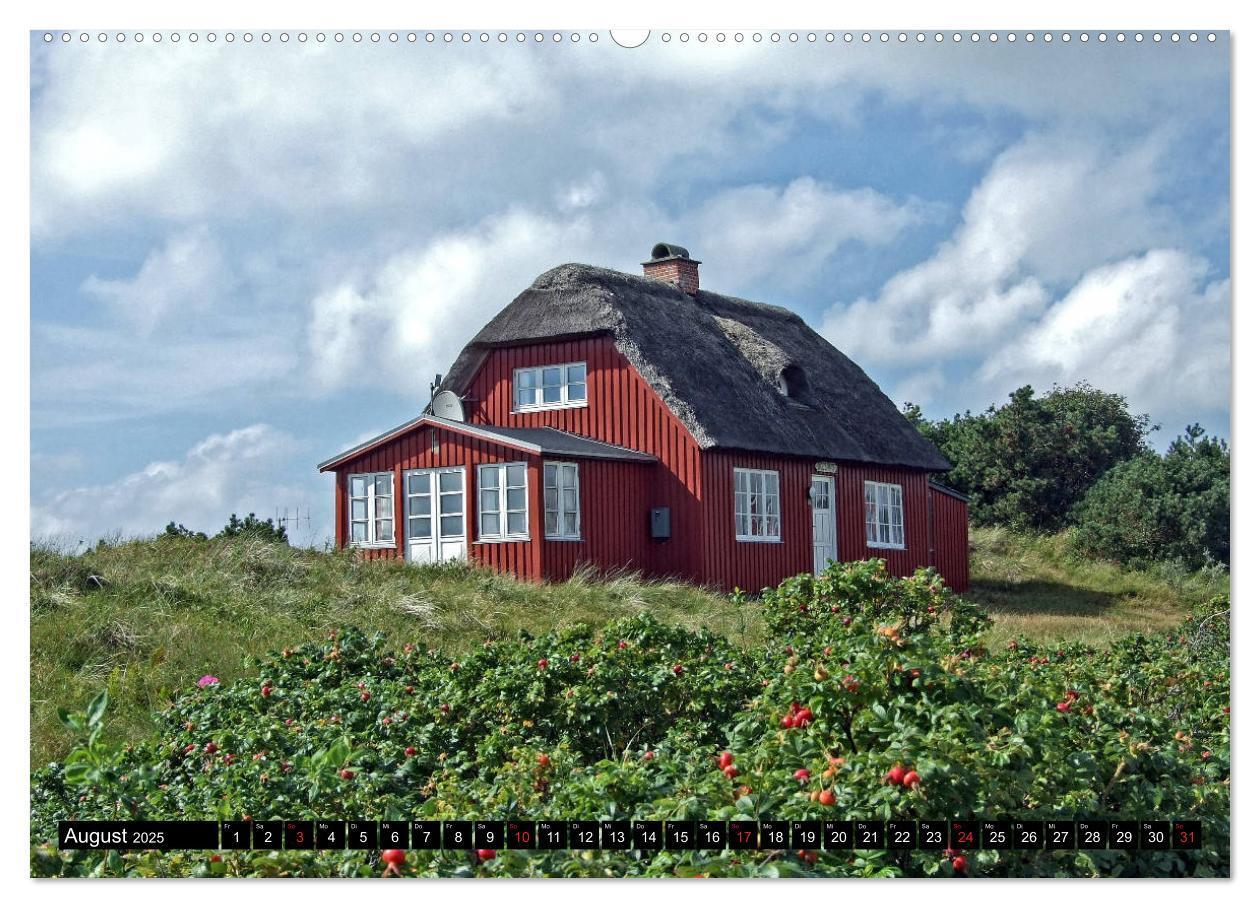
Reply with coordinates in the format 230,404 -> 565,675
198,675 -> 220,688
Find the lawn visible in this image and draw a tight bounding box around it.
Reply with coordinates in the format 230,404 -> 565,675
30,528 -> 1226,765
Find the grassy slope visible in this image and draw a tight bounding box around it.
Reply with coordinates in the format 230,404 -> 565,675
30,529 -> 1226,764
969,525 -> 1228,647
30,538 -> 756,766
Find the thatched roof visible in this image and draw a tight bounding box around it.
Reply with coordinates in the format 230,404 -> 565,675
437,263 -> 950,472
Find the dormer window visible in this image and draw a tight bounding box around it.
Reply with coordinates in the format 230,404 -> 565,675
777,364 -> 810,401
513,362 -> 588,412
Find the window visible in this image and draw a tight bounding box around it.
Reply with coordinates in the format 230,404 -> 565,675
349,472 -> 394,546
406,472 -> 432,541
478,462 -> 529,540
407,469 -> 465,540
437,470 -> 465,538
513,362 -> 587,411
864,481 -> 905,549
734,468 -> 781,542
544,462 -> 580,540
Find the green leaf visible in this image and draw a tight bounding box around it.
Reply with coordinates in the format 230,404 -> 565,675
86,690 -> 110,730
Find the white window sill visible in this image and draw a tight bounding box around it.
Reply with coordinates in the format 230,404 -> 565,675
545,536 -> 584,543
736,536 -> 782,544
476,536 -> 531,544
866,541 -> 906,550
350,541 -> 396,550
512,400 -> 589,414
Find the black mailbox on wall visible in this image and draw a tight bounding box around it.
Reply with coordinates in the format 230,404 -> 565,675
650,507 -> 671,539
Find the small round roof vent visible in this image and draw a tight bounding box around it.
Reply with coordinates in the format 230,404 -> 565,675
649,242 -> 690,261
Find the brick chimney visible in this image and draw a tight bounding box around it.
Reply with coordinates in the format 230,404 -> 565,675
642,243 -> 700,294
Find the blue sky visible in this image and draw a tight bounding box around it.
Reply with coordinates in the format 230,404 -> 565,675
29,33 -> 1230,546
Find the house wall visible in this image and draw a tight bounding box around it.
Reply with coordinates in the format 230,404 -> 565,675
538,458 -> 656,581
465,336 -> 705,579
332,335 -> 968,594
929,486 -> 971,592
333,422 -> 659,582
333,426 -> 542,579
699,453 -> 938,593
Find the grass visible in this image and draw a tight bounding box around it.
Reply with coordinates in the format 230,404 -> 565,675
968,525 -> 1229,647
30,528 -> 1227,765
29,537 -> 756,766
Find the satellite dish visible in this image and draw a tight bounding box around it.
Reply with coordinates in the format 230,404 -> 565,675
431,390 -> 465,422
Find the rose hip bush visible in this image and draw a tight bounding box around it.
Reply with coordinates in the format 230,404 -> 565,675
31,560 -> 1228,878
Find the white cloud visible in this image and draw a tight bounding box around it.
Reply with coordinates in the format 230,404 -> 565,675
30,424 -> 303,541
979,249 -> 1230,420
30,40 -> 1226,241
81,226 -> 226,333
304,176 -> 926,396
556,172 -> 608,212
31,43 -> 555,238
306,208 -> 604,396
689,177 -> 932,290
820,132 -> 1178,367
27,38 -> 1229,514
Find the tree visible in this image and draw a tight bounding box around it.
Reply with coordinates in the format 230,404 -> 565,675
216,513 -> 288,544
906,383 -> 1152,530
163,522 -> 207,541
1069,425 -> 1229,568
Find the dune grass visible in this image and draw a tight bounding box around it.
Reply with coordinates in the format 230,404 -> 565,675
968,525 -> 1228,648
30,529 -> 1226,764
29,537 -> 756,766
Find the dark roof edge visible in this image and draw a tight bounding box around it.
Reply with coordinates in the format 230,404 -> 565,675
928,481 -> 970,502
706,444 -> 949,473
469,327 -> 612,350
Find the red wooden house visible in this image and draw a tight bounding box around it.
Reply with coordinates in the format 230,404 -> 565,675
319,244 -> 969,592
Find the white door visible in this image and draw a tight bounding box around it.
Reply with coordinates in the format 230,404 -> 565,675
404,468 -> 467,564
811,475 -> 837,575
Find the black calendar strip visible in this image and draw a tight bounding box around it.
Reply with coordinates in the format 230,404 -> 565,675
58,819 -> 1202,851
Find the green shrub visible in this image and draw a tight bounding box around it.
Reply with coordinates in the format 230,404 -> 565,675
163,522 -> 208,541
217,513 -> 288,544
1069,426 -> 1229,569
31,562 -> 1228,878
907,383 -> 1151,531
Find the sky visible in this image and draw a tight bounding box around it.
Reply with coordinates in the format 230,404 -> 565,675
29,32 -> 1231,547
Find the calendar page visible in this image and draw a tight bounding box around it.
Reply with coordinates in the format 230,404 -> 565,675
28,10 -> 1231,885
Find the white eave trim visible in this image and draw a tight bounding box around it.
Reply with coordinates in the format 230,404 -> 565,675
318,415 -> 543,472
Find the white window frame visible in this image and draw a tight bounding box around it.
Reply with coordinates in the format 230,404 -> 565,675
512,361 -> 588,412
348,472 -> 395,548
734,467 -> 781,543
864,480 -> 906,550
405,467 -> 467,542
543,461 -> 581,541
478,462 -> 530,542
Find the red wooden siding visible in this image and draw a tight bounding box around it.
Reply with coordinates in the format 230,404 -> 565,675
538,459 -> 655,581
467,337 -> 705,580
929,486 -> 971,592
699,454 -> 938,593
835,466 -> 932,578
699,451 -> 813,592
334,421 -> 659,582
334,426 -> 541,579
